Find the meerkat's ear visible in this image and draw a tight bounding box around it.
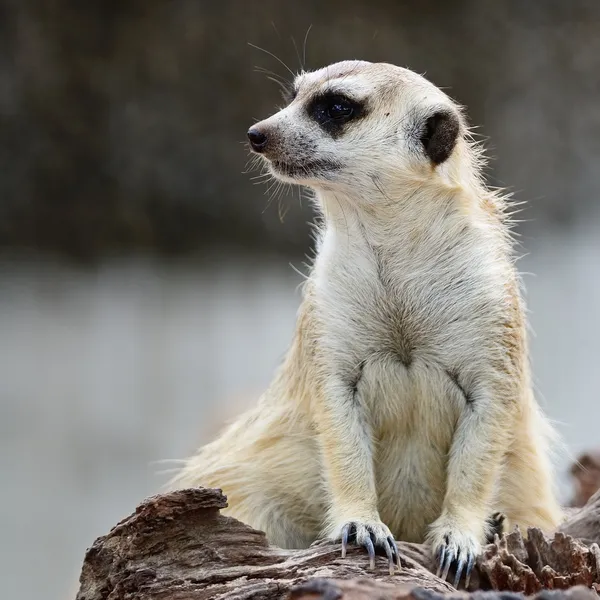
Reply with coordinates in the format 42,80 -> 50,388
420,109 -> 460,165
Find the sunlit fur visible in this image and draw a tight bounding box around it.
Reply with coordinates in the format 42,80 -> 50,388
170,61 -> 563,558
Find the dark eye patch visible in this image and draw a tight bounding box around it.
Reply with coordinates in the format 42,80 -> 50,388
307,92 -> 365,137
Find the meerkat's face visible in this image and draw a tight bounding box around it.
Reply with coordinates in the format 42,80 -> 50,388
247,60 -> 464,194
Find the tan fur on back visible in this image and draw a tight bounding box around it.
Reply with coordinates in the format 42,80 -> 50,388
170,61 -> 563,557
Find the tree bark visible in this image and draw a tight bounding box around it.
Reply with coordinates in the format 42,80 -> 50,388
75,487 -> 600,600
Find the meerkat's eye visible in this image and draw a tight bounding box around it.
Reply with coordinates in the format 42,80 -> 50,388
325,98 -> 354,120
310,93 -> 362,130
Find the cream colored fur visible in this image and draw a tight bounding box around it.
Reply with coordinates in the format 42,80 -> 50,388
170,61 -> 563,562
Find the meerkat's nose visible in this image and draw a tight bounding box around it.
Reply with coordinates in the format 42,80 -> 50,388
247,128 -> 268,152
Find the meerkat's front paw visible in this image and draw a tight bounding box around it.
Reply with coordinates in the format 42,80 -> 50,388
428,515 -> 482,588
331,519 -> 400,574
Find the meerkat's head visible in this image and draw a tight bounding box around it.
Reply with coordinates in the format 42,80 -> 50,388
247,60 -> 472,198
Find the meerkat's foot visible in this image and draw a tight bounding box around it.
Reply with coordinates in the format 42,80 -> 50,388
429,516 -> 481,589
334,519 -> 400,574
484,511 -> 506,543
434,531 -> 478,588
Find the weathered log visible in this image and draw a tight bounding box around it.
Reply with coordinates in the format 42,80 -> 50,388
475,526 -> 600,593
288,580 -> 597,600
75,487 -> 600,600
559,489 -> 600,547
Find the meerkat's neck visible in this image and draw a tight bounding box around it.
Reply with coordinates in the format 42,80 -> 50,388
312,143 -> 503,253
314,182 -> 467,251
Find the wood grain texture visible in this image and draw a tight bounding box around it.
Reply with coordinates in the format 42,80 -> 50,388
75,487 -> 600,600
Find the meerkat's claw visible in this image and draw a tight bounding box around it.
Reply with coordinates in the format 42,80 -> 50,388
435,545 -> 446,578
464,553 -> 476,588
340,522 -> 375,568
365,534 -> 376,569
381,535 -> 396,574
437,512 -> 500,585
450,549 -> 477,588
341,523 -> 349,558
388,535 -> 401,568
338,520 -> 399,573
452,551 -> 467,588
432,526 -> 480,589
437,537 -> 455,580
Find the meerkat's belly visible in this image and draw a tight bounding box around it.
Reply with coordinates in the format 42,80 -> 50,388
357,353 -> 465,542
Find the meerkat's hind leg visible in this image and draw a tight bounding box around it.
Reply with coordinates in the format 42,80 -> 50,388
484,511 -> 506,543
495,404 -> 563,534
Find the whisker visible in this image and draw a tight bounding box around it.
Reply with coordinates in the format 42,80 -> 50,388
291,35 -> 302,71
248,42 -> 296,79
254,66 -> 292,87
302,25 -> 313,69
267,75 -> 292,94
254,66 -> 294,101
250,172 -> 272,181
289,261 -> 309,281
270,21 -> 282,40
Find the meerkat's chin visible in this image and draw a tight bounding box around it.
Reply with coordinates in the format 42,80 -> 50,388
267,158 -> 342,182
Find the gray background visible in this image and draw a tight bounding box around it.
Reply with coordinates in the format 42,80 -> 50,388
0,2 -> 599,599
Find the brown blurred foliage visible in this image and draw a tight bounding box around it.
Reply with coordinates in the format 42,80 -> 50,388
1,0 -> 599,261
570,450 -> 600,508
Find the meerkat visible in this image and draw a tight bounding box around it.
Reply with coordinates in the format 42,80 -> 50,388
170,60 -> 563,586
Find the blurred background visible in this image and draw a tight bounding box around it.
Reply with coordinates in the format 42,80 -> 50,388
0,1 -> 599,599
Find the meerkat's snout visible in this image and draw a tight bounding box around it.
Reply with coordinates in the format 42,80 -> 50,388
247,120 -> 286,161
247,111 -> 342,183
247,127 -> 268,153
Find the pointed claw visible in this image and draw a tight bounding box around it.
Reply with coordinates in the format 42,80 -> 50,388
464,553 -> 475,588
436,545 -> 446,578
364,536 -> 376,569
453,553 -> 466,589
341,524 -> 350,558
388,536 -> 401,568
382,538 -> 395,575
441,547 -> 454,581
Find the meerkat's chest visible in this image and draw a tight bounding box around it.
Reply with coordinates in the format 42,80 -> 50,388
313,226 -> 502,370
311,222 -> 509,437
